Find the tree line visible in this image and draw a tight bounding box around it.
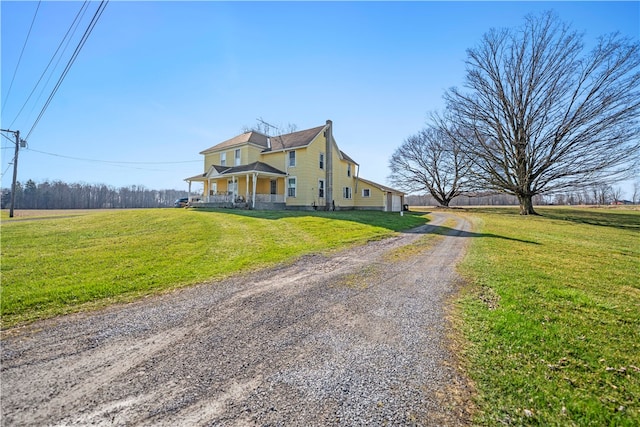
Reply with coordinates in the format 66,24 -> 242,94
406,182 -> 638,208
389,11 -> 639,215
1,179 -> 189,209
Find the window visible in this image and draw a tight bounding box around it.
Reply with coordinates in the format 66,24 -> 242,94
343,187 -> 352,199
234,149 -> 241,166
287,177 -> 297,197
362,188 -> 370,197
347,163 -> 351,177
318,179 -> 325,198
270,180 -> 277,195
319,153 -> 324,169
227,179 -> 237,195
288,151 -> 296,167
220,152 -> 226,166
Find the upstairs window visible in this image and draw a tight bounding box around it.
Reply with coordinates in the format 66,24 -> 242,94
343,187 -> 352,199
362,188 -> 370,197
288,150 -> 296,167
347,163 -> 352,177
235,149 -> 241,166
220,152 -> 226,166
319,153 -> 324,169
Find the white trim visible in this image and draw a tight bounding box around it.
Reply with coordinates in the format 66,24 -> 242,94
287,176 -> 297,198
343,186 -> 352,199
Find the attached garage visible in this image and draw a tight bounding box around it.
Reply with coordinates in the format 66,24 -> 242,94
356,178 -> 405,212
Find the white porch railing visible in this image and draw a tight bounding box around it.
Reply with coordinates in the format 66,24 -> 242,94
255,194 -> 284,203
204,193 -> 284,204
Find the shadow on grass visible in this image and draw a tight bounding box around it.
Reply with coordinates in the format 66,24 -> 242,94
192,208 -> 538,244
409,223 -> 540,245
537,208 -> 640,231
455,207 -> 639,231
190,208 -> 431,232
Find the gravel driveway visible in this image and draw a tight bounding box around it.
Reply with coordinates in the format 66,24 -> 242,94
1,212 -> 474,426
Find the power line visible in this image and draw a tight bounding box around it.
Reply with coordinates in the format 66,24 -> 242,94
24,0 -> 109,142
26,148 -> 201,165
0,155 -> 17,180
8,1 -> 91,129
2,1 -> 41,109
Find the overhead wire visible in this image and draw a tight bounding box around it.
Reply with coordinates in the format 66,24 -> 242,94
24,0 -> 109,142
2,0 -> 41,109
26,147 -> 200,166
0,155 -> 17,180
8,1 -> 91,129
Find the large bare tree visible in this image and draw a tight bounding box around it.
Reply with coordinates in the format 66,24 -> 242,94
445,12 -> 640,215
389,123 -> 470,207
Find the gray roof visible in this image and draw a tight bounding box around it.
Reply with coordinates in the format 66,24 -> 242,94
200,131 -> 269,154
357,177 -> 405,194
265,125 -> 326,151
212,161 -> 286,176
198,121 -> 358,164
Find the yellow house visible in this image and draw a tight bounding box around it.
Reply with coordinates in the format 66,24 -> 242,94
185,120 -> 405,211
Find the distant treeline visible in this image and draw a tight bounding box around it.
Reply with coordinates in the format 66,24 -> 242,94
1,179 -> 189,209
405,183 -> 636,207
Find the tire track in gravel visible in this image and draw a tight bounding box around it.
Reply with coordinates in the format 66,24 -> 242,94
1,212 -> 474,426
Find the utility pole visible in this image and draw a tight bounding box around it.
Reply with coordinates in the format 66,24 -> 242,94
1,129 -> 22,218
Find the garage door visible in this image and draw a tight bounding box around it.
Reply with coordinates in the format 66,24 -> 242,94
391,195 -> 402,212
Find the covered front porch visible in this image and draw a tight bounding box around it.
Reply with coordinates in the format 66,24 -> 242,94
185,162 -> 287,209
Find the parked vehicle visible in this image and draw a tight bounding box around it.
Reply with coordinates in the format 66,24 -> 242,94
174,198 -> 189,208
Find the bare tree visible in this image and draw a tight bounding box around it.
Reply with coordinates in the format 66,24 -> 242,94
389,123 -> 471,207
445,11 -> 640,215
633,181 -> 640,204
611,186 -> 624,204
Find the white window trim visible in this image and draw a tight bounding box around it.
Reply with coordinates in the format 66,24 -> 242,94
362,188 -> 370,197
288,150 -> 296,167
287,176 -> 297,197
343,186 -> 352,199
220,152 -> 226,166
319,152 -> 324,170
234,149 -> 241,166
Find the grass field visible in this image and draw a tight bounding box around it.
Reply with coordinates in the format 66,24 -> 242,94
455,207 -> 640,426
2,206 -> 638,425
0,208 -> 428,328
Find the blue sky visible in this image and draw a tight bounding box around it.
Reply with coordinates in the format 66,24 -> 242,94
2,1 -> 638,196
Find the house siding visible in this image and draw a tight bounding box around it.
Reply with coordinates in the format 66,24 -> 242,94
188,121 -> 404,211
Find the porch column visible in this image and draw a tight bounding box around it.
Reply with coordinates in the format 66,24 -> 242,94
284,176 -> 287,203
246,174 -> 249,201
207,179 -> 211,202
233,176 -> 237,199
252,173 -> 257,208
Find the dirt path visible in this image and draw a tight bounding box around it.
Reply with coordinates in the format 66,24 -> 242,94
1,212 -> 474,426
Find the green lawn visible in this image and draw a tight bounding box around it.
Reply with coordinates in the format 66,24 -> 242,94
456,207 -> 640,426
3,206 -> 639,425
0,208 -> 428,328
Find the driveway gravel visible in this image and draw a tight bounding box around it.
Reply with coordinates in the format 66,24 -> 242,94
1,212 -> 474,426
